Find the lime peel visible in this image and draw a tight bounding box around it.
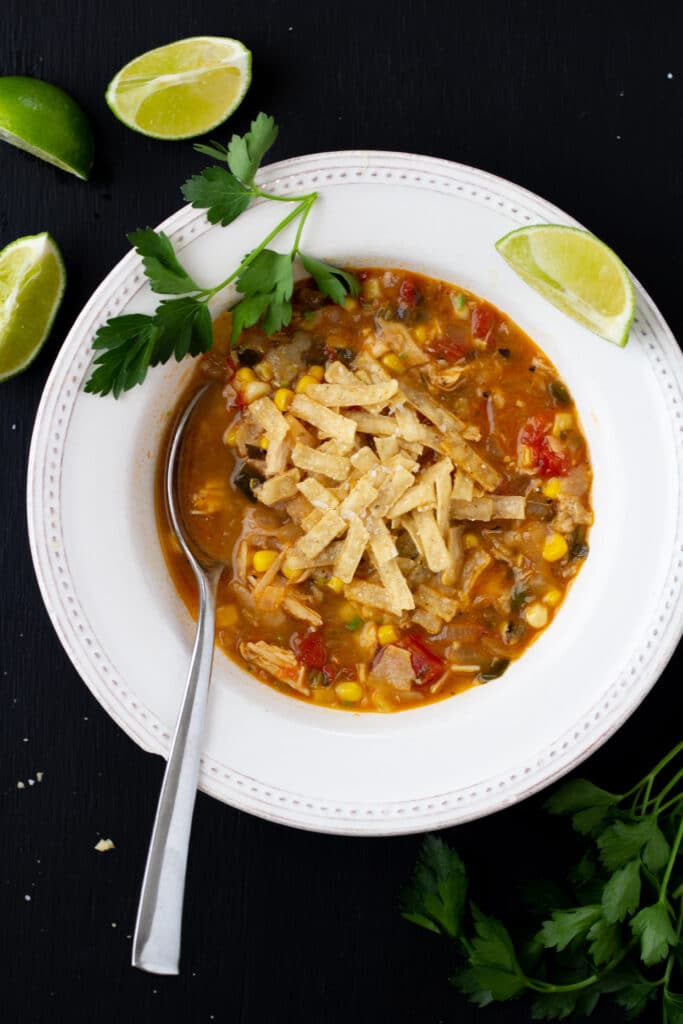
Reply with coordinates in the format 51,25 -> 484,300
496,224 -> 635,347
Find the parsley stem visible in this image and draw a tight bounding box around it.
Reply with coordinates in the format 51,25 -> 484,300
653,767 -> 683,814
623,742 -> 683,802
252,185 -> 318,205
291,195 -> 316,254
203,199 -> 309,297
662,897 -> 683,1009
525,941 -> 637,994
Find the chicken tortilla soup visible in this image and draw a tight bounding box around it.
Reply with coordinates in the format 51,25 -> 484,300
157,268 -> 593,711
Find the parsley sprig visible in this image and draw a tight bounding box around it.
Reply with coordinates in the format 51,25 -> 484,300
402,742 -> 683,1021
85,113 -> 359,397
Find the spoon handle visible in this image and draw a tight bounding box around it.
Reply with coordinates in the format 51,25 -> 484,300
131,569 -> 220,974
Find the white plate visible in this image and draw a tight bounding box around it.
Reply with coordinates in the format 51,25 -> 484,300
28,151 -> 683,835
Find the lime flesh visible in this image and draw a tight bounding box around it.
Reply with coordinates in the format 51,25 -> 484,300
0,76 -> 94,179
105,36 -> 251,140
0,233 -> 66,381
496,224 -> 635,346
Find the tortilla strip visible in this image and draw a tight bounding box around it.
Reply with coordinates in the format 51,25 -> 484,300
292,508 -> 347,560
366,516 -> 398,563
289,394 -> 357,445
344,580 -> 402,614
451,497 -> 494,522
374,436 -> 399,461
388,480 -> 435,518
307,380 -> 398,407
324,360 -> 361,385
369,464 -> 414,518
490,496 -> 526,519
350,446 -> 379,474
441,434 -> 501,491
421,458 -> 453,535
257,467 -> 301,506
400,382 -> 465,433
252,548 -> 287,599
397,515 -> 426,560
412,608 -> 443,635
291,442 -> 350,482
451,470 -> 475,502
354,350 -> 392,382
319,437 -> 355,456
285,492 -> 314,524
346,410 -> 398,437
374,556 -> 415,610
415,583 -> 459,622
412,509 -> 451,573
296,477 -> 339,510
333,513 -> 369,583
286,540 -> 344,570
460,547 -> 492,597
394,405 -> 437,445
301,508 -> 325,532
249,397 -> 289,473
339,475 -> 380,517
441,525 -> 465,587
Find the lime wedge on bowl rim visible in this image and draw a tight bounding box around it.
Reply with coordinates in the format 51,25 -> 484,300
496,224 -> 635,346
0,76 -> 94,180
105,36 -> 252,140
0,233 -> 66,382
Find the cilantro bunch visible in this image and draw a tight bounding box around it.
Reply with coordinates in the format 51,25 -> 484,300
85,113 -> 358,397
401,742 -> 683,1021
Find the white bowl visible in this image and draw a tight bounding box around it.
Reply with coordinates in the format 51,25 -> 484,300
27,150 -> 683,835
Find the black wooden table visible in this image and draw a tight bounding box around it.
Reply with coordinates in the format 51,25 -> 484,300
2,2 -> 681,1021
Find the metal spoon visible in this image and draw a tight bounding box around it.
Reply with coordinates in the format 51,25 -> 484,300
132,383 -> 224,975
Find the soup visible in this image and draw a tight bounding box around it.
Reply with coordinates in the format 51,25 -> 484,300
157,268 -> 593,711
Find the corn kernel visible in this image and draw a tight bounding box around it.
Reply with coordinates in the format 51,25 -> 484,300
335,681 -> 364,703
464,532 -> 479,549
552,412 -> 574,437
308,365 -> 325,381
362,277 -> 381,300
414,325 -> 427,343
252,549 -> 278,573
259,434 -> 269,450
295,374 -> 318,394
338,601 -> 360,623
543,532 -> 569,562
542,477 -> 562,499
327,575 -> 344,594
344,296 -> 359,312
234,367 -> 256,386
381,353 -> 406,374
216,604 -> 239,629
273,387 -> 294,412
282,562 -> 303,582
254,360 -> 274,382
223,425 -> 240,446
377,624 -> 399,646
543,588 -> 563,607
525,602 -> 549,629
242,380 -> 271,404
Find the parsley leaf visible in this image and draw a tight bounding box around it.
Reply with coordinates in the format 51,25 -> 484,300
455,906 -> 528,1005
630,903 -> 677,966
152,297 -> 213,362
530,987 -> 600,1020
84,314 -> 157,397
643,823 -> 671,872
587,917 -> 623,966
545,780 -> 620,834
400,834 -> 467,938
300,253 -> 361,305
127,228 -> 201,295
537,906 -> 602,952
598,818 -> 659,871
664,989 -> 683,1024
227,112 -> 278,185
231,249 -> 294,342
193,140 -> 229,161
181,165 -> 252,226
601,859 -> 642,923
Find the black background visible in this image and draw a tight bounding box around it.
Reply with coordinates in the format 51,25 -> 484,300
2,2 -> 681,1022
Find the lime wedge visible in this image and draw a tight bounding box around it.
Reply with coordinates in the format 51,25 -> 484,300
496,225 -> 635,346
0,233 -> 66,382
105,36 -> 252,140
0,76 -> 94,180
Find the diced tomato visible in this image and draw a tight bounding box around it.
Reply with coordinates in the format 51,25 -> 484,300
294,630 -> 327,669
322,663 -> 338,685
519,415 -> 570,477
398,277 -> 419,309
399,632 -> 445,686
471,305 -> 495,339
225,354 -> 237,379
231,390 -> 248,411
427,337 -> 468,362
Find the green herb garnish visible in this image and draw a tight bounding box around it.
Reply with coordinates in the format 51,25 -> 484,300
344,615 -> 364,632
401,742 -> 683,1021
85,113 -> 359,397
